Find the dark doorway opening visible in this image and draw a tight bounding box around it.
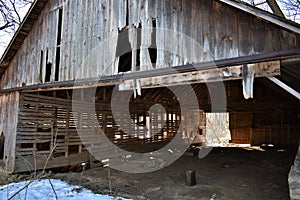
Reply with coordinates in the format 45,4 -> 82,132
45,50 -> 52,82
55,8 -> 63,81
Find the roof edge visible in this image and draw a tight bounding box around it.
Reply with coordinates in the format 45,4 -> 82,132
0,0 -> 49,69
217,0 -> 300,34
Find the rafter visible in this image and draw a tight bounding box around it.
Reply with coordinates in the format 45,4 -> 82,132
266,0 -> 285,18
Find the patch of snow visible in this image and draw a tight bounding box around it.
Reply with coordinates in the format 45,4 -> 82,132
0,179 -> 130,200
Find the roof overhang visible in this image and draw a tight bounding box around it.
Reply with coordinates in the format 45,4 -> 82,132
217,0 -> 300,34
0,0 -> 49,77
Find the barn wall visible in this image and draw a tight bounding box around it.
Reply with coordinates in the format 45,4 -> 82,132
0,92 -> 19,172
252,112 -> 300,146
223,80 -> 300,146
0,0 -> 299,90
14,89 -> 184,172
229,111 -> 300,145
230,112 -> 252,144
252,124 -> 300,146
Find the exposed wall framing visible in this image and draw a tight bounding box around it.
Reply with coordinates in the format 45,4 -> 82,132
15,88 -> 207,172
0,76 -> 299,173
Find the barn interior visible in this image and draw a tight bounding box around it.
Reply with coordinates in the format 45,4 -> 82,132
0,0 -> 299,198
10,57 -> 300,172
2,59 -> 297,200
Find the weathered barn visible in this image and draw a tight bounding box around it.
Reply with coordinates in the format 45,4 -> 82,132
0,0 -> 299,175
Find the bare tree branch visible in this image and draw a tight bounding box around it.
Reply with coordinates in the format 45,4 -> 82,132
0,0 -> 33,33
9,0 -> 22,23
0,22 -> 13,31
0,0 -> 33,55
278,0 -> 300,21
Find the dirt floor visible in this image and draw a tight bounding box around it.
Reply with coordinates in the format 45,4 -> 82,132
0,146 -> 298,200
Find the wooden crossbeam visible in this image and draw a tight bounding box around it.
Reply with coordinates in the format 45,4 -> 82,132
267,77 -> 300,100
1,50 -> 298,94
119,61 -> 280,90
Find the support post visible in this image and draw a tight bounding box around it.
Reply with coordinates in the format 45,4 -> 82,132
186,170 -> 196,186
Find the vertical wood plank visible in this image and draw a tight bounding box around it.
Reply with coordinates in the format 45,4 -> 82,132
202,0 -> 214,62
238,12 -> 253,56
251,17 -> 266,54
225,6 -> 239,59
213,1 -> 226,61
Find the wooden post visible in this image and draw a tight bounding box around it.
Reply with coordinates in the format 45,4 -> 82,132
186,170 -> 196,186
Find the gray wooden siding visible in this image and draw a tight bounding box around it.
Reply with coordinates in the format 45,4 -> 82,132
0,0 -> 299,89
0,92 -> 19,172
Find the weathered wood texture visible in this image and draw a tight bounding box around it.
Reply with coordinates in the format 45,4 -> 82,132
16,92 -> 103,172
0,0 -> 49,76
230,112 -> 252,144
15,90 -> 236,172
8,80 -> 300,172
252,124 -> 300,145
119,61 -> 280,90
0,0 -> 299,90
229,110 -> 300,145
252,109 -> 300,145
0,92 -> 19,172
15,91 -> 196,172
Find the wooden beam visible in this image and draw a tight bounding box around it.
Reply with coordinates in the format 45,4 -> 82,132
14,151 -> 93,173
119,61 -> 280,90
1,49 -> 299,94
267,77 -> 300,100
266,0 -> 285,18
